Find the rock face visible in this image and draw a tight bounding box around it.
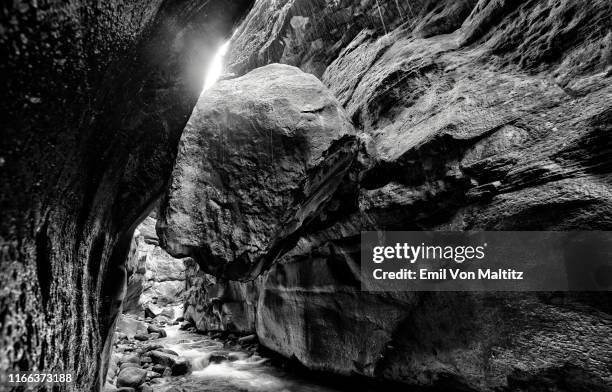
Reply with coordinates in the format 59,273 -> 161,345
158,63 -> 354,280
0,1 -> 253,391
183,258 -> 260,333
123,214 -> 186,319
159,0 -> 612,391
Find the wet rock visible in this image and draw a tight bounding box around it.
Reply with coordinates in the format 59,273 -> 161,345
149,350 -> 180,368
140,385 -> 154,392
133,334 -> 149,342
116,367 -> 147,389
147,325 -> 167,338
208,352 -> 229,364
170,358 -> 191,376
151,365 -> 167,375
115,388 -> 136,392
238,334 -> 257,344
143,344 -> 163,353
119,363 -> 140,371
148,350 -> 191,375
158,348 -> 179,356
145,370 -> 161,380
121,354 -> 141,365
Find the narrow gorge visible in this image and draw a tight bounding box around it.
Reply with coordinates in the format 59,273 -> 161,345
1,0 -> 611,391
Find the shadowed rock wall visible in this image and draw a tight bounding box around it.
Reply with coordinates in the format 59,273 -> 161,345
0,1 -> 253,390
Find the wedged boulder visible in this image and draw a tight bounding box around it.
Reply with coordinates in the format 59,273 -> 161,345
158,63 -> 354,280
116,367 -> 147,389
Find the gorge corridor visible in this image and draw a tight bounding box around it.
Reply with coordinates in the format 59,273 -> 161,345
2,1 -> 612,392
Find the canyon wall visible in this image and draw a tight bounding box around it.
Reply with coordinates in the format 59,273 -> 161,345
160,0 -> 612,391
123,215 -> 186,320
0,1 -> 253,390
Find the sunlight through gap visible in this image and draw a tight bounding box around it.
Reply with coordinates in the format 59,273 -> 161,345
203,41 -> 230,92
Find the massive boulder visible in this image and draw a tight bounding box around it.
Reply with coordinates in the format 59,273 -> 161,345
0,1 -> 253,390
158,63 -> 354,280
160,0 -> 612,391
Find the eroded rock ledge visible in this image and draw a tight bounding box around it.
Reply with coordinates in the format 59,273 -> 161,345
159,0 -> 612,391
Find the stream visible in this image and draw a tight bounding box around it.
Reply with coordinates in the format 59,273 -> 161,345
146,326 -> 345,392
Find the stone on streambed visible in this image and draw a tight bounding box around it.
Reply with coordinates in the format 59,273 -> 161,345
147,324 -> 167,337
158,63 -> 355,281
208,352 -> 228,364
116,367 -> 147,389
158,348 -> 179,356
149,350 -> 191,375
134,334 -> 149,341
238,334 -> 257,345
143,344 -> 163,353
121,354 -> 141,365
119,362 -> 140,371
146,370 -> 161,380
140,385 -> 154,392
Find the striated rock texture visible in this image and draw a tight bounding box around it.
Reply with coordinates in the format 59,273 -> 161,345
227,0 -> 480,78
0,1 -> 253,391
123,215 -> 186,319
158,63 -> 354,280
160,0 -> 612,391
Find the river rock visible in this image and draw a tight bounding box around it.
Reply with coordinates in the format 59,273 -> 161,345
208,352 -> 228,364
148,351 -> 176,368
146,370 -> 161,380
238,334 -> 257,345
147,325 -> 167,338
133,334 -> 149,342
151,364 -> 167,375
158,348 -> 179,356
140,385 -> 153,392
121,354 -> 141,365
119,363 -> 140,371
116,367 -> 147,389
171,357 -> 191,376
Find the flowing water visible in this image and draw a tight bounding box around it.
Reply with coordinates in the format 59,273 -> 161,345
150,326 -> 345,392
